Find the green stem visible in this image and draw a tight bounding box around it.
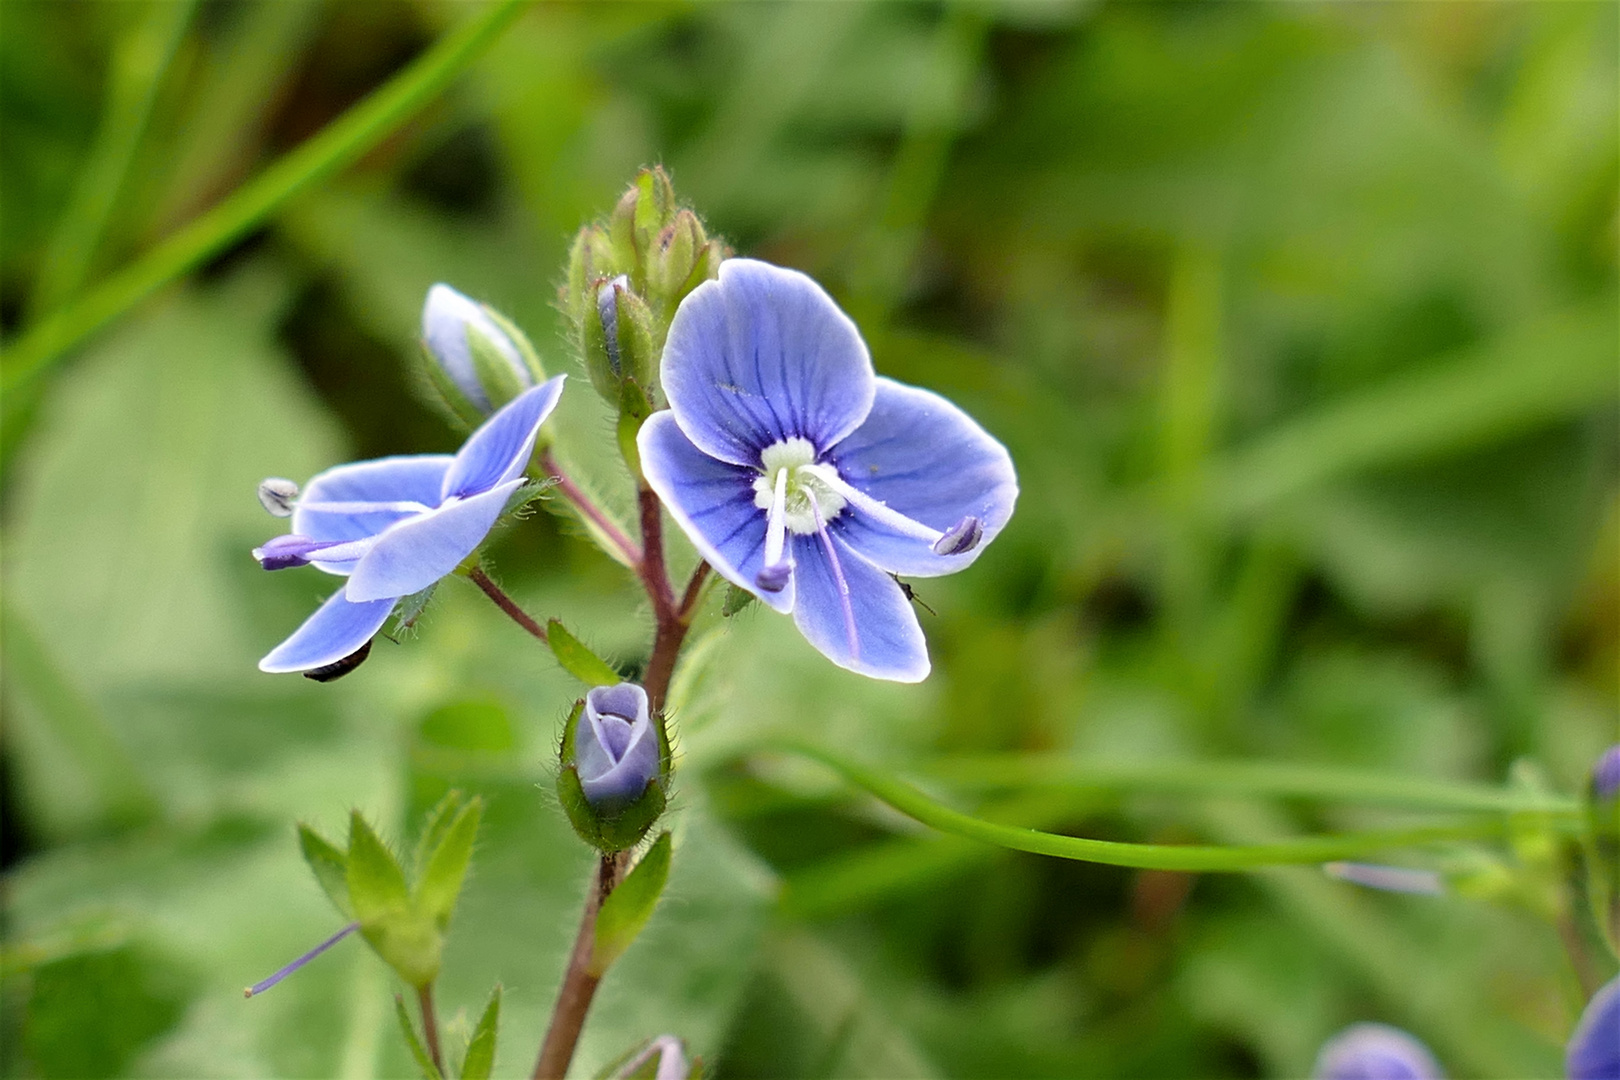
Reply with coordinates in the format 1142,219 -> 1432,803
32,0 -> 198,316
921,754 -> 1581,817
770,741 -> 1514,872
1,0 -> 530,392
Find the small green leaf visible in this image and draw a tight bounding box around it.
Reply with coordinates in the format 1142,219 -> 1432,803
411,791 -> 466,881
414,798 -> 482,929
346,811 -> 409,923
547,621 -> 621,687
393,993 -> 444,1080
591,832 -> 672,976
459,984 -> 501,1080
298,824 -> 352,919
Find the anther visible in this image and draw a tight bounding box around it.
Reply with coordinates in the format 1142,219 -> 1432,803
258,478 -> 299,517
932,516 -> 983,556
755,562 -> 791,593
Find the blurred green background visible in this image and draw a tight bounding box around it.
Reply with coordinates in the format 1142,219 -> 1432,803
2,1 -> 1616,1077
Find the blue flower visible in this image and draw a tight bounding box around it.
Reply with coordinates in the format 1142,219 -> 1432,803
1592,744 -> 1620,802
1568,977 -> 1619,1080
254,377 -> 566,673
572,683 -> 661,809
638,259 -> 1017,682
1312,1023 -> 1443,1079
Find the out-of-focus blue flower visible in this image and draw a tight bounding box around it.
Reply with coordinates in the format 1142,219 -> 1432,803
1324,862 -> 1446,896
1568,977 -> 1620,1080
1312,1023 -> 1443,1079
421,283 -> 537,414
1592,744 -> 1620,802
638,258 -> 1018,682
254,377 -> 566,673
574,683 -> 660,808
610,1034 -> 692,1079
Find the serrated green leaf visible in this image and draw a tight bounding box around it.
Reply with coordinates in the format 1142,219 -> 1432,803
414,798 -> 482,928
459,984 -> 501,1080
298,824 -> 352,919
548,620 -> 622,687
411,791 -> 466,881
591,832 -> 672,977
393,993 -> 444,1080
347,811 -> 409,923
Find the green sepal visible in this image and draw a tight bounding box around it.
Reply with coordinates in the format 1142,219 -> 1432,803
590,832 -> 672,976
547,620 -> 621,687
412,791 -> 465,879
465,322 -> 528,413
480,305 -> 546,386
1584,780 -> 1620,956
413,797 -> 482,930
394,993 -> 445,1080
394,583 -> 438,634
722,584 -> 757,617
298,823 -> 352,919
616,380 -> 652,475
349,811 -> 441,987
459,984 -> 501,1080
501,477 -> 555,516
422,341 -> 488,429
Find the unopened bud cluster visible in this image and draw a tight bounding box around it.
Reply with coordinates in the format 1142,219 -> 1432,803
564,167 -> 725,406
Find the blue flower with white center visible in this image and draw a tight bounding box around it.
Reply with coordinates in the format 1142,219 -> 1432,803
1312,1023 -> 1444,1080
254,376 -> 566,674
637,259 -> 1018,682
1568,977 -> 1619,1080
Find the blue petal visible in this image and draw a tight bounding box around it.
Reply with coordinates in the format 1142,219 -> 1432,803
259,589 -> 395,674
1568,978 -> 1620,1080
441,375 -> 566,499
789,531 -> 929,682
344,480 -> 521,602
638,411 -> 793,613
828,378 -> 1018,578
662,259 -> 875,467
578,718 -> 661,808
1312,1024 -> 1442,1080
294,455 -> 454,573
422,284 -> 524,411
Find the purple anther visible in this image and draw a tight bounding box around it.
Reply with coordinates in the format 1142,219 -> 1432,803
932,515 -> 983,557
755,562 -> 792,593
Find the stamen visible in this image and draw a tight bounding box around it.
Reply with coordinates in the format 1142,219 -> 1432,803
932,516 -> 983,556
807,491 -> 858,659
257,478 -> 299,517
244,922 -> 359,998
799,465 -> 942,543
756,467 -> 792,592
252,534 -> 376,570
297,499 -> 434,515
1323,862 -> 1444,896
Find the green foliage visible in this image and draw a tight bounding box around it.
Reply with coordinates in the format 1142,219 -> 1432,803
2,3 -> 1616,1079
393,993 -> 443,1080
547,620 -> 623,687
592,833 -> 674,977
459,985 -> 501,1080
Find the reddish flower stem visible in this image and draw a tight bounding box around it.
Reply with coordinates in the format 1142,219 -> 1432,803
541,449 -> 642,565
467,565 -> 548,643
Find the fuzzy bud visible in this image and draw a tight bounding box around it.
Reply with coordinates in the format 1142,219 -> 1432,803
420,284 -> 545,424
557,683 -> 670,852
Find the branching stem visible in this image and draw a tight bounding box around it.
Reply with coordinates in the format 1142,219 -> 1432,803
417,983 -> 444,1077
466,565 -> 548,644
532,853 -> 625,1080
542,449 -> 642,565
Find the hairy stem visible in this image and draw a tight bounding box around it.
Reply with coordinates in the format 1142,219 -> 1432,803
542,449 -> 642,565
677,560 -> 712,623
417,983 -> 444,1077
467,566 -> 548,643
533,854 -> 623,1080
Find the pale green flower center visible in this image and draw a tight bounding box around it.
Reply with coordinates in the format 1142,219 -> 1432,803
752,437 -> 846,535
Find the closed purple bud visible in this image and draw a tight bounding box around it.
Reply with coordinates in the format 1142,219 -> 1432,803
597,275 -> 630,376
1313,1024 -> 1443,1079
422,283 -> 534,414
1568,977 -> 1620,1080
575,683 -> 660,809
1592,745 -> 1620,802
932,515 -> 983,556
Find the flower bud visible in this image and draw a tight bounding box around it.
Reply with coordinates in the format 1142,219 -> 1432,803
1312,1023 -> 1443,1080
557,683 -> 670,852
609,1035 -> 696,1080
583,277 -> 657,400
420,284 -> 545,424
1568,977 -> 1620,1080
